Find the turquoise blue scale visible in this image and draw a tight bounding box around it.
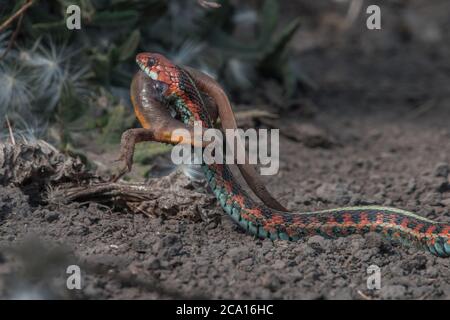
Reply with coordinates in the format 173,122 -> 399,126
168,78 -> 450,258
202,165 -> 295,241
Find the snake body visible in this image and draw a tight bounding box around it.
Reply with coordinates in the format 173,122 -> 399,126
136,53 -> 450,258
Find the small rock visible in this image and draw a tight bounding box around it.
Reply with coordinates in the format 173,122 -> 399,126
424,266 -> 438,278
307,235 -> 326,252
406,178 -> 416,194
227,247 -> 249,263
282,123 -> 334,148
364,232 -> 383,249
411,286 -> 433,298
69,225 -> 89,236
434,162 -> 449,178
261,239 -> 274,253
400,255 -> 427,271
240,258 -> 254,266
145,255 -> 161,269
256,288 -> 272,299
437,182 -> 450,193
380,285 -> 407,299
261,273 -> 281,291
45,212 -> 59,223
421,192 -> 442,206
316,183 -> 351,205
272,260 -> 286,269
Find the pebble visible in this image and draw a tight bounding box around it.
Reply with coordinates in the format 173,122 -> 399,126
363,232 -> 383,249
261,273 -> 281,291
145,255 -> 161,269
45,212 -> 60,223
319,183 -> 351,205
434,162 -> 449,178
380,285 -> 406,299
227,247 -> 249,263
406,178 -> 416,194
240,258 -> 254,266
272,260 -> 286,270
307,235 -> 326,252
421,192 -> 441,205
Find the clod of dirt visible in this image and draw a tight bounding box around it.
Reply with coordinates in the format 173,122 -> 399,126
0,141 -> 95,205
281,123 -> 336,148
434,162 -> 449,178
315,183 -> 351,205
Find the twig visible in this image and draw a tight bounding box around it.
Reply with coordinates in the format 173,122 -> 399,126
357,289 -> 372,300
197,0 -> 221,9
407,99 -> 438,120
5,116 -> 15,145
0,11 -> 23,59
0,0 -> 34,33
343,0 -> 363,30
53,182 -> 159,204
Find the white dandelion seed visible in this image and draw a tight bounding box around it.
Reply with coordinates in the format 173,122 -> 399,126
170,40 -> 205,65
19,38 -> 90,111
0,63 -> 34,114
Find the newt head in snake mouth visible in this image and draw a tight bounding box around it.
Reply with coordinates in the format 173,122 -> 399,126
136,52 -> 179,95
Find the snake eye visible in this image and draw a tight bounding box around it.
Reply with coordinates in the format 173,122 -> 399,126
148,58 -> 156,66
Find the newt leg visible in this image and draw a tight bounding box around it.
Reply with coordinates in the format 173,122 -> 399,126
112,72 -> 211,182
111,128 -> 157,182
111,122 -> 213,182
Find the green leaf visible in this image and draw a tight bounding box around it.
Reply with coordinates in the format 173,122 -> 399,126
30,21 -> 71,38
261,18 -> 301,67
259,0 -> 279,42
109,46 -> 120,66
90,10 -> 139,26
92,52 -> 111,84
98,104 -> 133,145
281,61 -> 296,98
118,29 -> 140,61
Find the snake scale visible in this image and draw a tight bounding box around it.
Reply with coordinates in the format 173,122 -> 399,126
134,52 -> 450,258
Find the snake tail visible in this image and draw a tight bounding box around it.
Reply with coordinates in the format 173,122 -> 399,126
136,52 -> 450,258
203,163 -> 450,258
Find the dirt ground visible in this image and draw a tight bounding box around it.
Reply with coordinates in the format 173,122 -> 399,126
1,1 -> 450,299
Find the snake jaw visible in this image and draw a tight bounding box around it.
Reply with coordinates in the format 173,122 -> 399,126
136,53 -> 159,80
148,70 -> 158,80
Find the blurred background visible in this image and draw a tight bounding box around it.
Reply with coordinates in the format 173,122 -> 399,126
1,0 -> 450,300
1,0 -> 449,176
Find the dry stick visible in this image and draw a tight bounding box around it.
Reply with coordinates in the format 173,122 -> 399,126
407,99 -> 438,120
5,116 -> 15,145
356,290 -> 371,300
0,0 -> 34,33
197,0 -> 221,9
58,182 -> 159,204
343,0 -> 363,30
0,12 -> 23,60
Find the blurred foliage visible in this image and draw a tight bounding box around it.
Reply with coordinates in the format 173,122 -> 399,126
0,0 -> 303,151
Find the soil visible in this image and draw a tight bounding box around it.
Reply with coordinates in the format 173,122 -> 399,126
0,1 -> 450,299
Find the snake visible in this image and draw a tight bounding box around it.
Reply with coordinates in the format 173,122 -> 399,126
133,52 -> 450,258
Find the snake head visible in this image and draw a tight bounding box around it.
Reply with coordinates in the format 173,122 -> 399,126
136,52 -> 180,94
